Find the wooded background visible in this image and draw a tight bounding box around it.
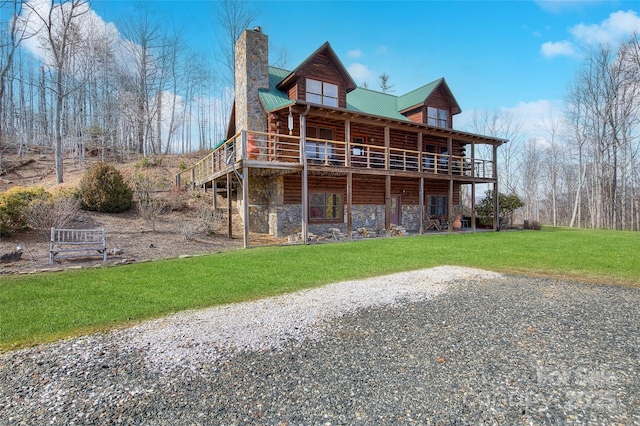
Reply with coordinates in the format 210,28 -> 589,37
1,1 -> 639,230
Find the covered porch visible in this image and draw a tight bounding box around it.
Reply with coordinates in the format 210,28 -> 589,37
176,106 -> 505,247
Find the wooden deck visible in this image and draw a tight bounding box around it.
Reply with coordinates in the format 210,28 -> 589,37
176,131 -> 496,188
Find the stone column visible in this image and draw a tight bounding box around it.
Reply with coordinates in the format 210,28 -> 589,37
235,27 -> 269,136
234,28 -> 281,235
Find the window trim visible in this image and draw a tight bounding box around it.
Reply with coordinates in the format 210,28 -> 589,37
306,125 -> 335,161
428,195 -> 447,217
309,191 -> 344,223
352,135 -> 367,157
427,107 -> 449,128
306,78 -> 339,107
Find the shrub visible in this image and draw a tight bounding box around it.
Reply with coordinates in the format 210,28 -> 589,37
25,189 -> 81,233
166,185 -> 190,211
135,156 -> 163,169
476,190 -> 525,227
79,162 -> 133,213
197,204 -> 222,236
0,186 -> 49,236
132,172 -> 165,231
176,221 -> 200,241
530,220 -> 541,230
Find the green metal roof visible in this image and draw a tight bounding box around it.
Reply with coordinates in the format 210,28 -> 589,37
397,79 -> 441,112
347,88 -> 408,121
258,88 -> 295,111
259,66 -> 455,122
268,66 -> 290,89
258,67 -> 295,111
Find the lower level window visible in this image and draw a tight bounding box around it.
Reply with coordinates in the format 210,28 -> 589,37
310,192 -> 342,221
428,195 -> 447,217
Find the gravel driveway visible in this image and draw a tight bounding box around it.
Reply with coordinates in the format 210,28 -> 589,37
1,267 -> 638,425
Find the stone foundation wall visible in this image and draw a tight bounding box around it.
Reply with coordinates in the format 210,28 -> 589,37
274,203 -> 423,238
239,176 -> 284,234
277,204 -> 303,237
402,204 -> 421,230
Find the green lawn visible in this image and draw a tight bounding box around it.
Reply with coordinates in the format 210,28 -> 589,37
1,226 -> 639,351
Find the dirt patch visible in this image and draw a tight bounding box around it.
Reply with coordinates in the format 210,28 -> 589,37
0,153 -> 287,275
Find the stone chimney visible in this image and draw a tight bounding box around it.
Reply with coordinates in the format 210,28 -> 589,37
235,27 -> 269,134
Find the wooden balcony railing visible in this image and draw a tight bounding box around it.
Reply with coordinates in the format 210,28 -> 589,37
176,130 -> 495,187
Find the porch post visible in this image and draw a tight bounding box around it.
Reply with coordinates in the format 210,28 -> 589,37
347,172 -> 353,240
240,130 -> 249,248
417,132 -> 423,173
448,179 -> 454,232
242,165 -> 250,248
212,179 -> 217,210
227,172 -> 233,239
471,142 -> 476,178
419,177 -> 424,234
385,175 -> 391,236
447,137 -> 453,175
345,120 -> 351,167
493,144 -> 499,231
471,182 -> 476,233
384,127 -> 390,169
301,108 -> 309,243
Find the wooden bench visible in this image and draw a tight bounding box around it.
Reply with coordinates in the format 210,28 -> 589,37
50,227 -> 107,264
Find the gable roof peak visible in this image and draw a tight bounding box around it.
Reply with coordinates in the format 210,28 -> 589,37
398,77 -> 461,115
276,41 -> 357,92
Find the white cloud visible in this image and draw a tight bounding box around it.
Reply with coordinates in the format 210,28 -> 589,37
540,9 -> 640,59
347,63 -> 374,85
18,0 -> 119,67
570,10 -> 640,45
540,40 -> 577,58
506,99 -> 567,145
376,45 -> 388,54
347,49 -> 363,58
456,99 -> 564,141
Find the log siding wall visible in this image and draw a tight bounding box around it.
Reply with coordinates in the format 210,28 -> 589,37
284,175 -> 459,207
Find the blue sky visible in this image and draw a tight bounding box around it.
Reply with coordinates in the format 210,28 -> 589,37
60,0 -> 640,136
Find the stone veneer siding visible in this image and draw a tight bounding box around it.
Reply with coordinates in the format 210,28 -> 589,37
234,28 -> 272,232
239,175 -> 284,234
275,203 -> 423,237
234,28 -> 269,152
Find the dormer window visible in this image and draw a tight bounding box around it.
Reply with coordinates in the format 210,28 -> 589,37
427,107 -> 448,128
306,79 -> 338,107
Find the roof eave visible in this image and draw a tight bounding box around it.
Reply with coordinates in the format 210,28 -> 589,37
268,101 -> 507,146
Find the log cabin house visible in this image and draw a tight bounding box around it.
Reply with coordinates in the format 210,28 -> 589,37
176,27 -> 506,247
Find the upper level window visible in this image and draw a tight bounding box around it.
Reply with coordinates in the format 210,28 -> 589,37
427,107 -> 448,128
352,136 -> 366,156
306,79 -> 338,107
306,126 -> 334,161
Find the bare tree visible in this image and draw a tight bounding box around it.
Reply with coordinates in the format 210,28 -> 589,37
118,9 -> 163,155
379,72 -> 394,93
0,0 -> 34,149
468,108 -> 524,194
214,0 -> 257,85
564,37 -> 640,230
519,138 -> 542,222
22,0 -> 90,183
269,41 -> 289,69
540,108 -> 564,226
